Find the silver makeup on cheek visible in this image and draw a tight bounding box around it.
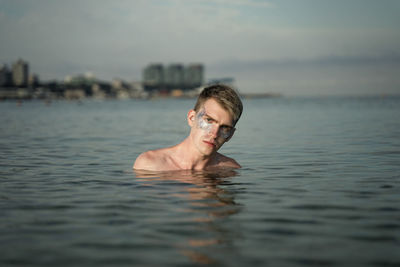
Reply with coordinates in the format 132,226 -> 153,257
196,110 -> 212,133
219,127 -> 232,139
195,109 -> 233,139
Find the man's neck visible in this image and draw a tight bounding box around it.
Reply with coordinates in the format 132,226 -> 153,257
175,138 -> 215,170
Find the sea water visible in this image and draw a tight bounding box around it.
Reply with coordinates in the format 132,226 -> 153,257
1,96 -> 399,266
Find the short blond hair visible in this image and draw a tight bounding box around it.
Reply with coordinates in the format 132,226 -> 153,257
194,84 -> 243,125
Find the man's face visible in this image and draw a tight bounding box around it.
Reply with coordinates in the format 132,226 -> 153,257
188,98 -> 235,156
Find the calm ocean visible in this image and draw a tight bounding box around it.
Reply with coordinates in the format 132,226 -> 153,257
1,96 -> 399,266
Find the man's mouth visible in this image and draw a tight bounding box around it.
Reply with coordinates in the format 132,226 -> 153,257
203,140 -> 216,147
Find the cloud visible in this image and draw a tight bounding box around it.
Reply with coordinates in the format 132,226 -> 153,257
0,0 -> 399,95
209,54 -> 400,95
1,1 -> 398,64
194,0 -> 273,8
213,53 -> 400,71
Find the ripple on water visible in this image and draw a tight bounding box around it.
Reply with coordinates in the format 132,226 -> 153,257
1,97 -> 400,267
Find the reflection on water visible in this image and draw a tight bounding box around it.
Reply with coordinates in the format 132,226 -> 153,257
134,169 -> 242,264
1,97 -> 399,266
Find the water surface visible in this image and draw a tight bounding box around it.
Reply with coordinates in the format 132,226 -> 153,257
1,96 -> 399,266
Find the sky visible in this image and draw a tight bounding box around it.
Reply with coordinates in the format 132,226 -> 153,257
1,0 -> 400,96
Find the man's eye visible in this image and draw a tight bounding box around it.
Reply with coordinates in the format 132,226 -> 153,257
220,128 -> 230,134
206,118 -> 213,122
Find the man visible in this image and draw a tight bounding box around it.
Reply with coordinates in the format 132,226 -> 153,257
133,84 -> 243,171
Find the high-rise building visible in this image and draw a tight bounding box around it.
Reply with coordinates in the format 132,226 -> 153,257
12,59 -> 29,87
165,64 -> 184,89
28,74 -> 40,87
142,63 -> 205,92
0,64 -> 12,87
143,64 -> 164,90
184,64 -> 203,89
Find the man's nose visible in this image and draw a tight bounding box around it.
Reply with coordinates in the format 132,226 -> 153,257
209,124 -> 220,138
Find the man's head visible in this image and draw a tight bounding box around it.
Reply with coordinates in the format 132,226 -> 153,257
187,84 -> 243,156
194,84 -> 243,126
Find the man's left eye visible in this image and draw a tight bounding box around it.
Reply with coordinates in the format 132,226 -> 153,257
220,127 -> 231,134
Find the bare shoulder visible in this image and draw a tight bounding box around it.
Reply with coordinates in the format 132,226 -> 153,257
133,149 -> 169,171
216,153 -> 241,169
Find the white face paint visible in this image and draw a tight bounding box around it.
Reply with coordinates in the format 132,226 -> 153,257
196,110 -> 212,132
195,109 -> 234,140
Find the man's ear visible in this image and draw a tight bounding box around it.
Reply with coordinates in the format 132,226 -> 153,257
187,109 -> 196,127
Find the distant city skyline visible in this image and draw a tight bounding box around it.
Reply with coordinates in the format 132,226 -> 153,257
1,0 -> 400,96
